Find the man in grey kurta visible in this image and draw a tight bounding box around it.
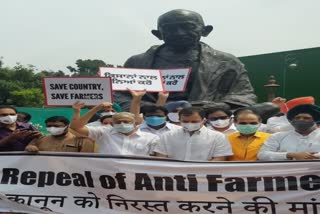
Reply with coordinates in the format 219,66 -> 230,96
114,9 -> 257,110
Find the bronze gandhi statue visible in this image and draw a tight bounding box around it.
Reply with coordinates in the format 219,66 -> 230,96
114,9 -> 257,110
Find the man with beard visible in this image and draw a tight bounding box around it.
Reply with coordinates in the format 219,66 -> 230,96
115,9 -> 256,110
258,104 -> 320,160
154,107 -> 232,161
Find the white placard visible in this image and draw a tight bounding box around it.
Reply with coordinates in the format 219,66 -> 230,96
99,67 -> 164,92
161,68 -> 191,92
42,77 -> 112,106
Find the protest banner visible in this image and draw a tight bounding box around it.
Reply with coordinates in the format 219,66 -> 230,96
161,68 -> 191,92
42,77 -> 112,106
0,152 -> 320,214
99,67 -> 164,92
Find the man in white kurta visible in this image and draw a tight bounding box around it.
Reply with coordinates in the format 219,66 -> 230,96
258,104 -> 320,160
154,107 -> 232,161
138,105 -> 181,137
265,96 -> 314,133
88,126 -> 159,155
70,105 -> 159,156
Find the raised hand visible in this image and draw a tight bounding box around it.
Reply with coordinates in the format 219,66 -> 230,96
72,101 -> 86,111
156,91 -> 169,106
272,97 -> 286,107
158,91 -> 169,99
98,102 -> 113,111
127,88 -> 147,98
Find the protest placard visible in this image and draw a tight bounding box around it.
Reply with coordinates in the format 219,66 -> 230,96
42,77 -> 112,106
161,68 -> 191,92
99,67 -> 164,92
99,67 -> 191,92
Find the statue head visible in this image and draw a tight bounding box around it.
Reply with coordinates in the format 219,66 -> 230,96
152,9 -> 213,49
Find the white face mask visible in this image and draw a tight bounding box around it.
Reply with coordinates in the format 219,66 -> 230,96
181,122 -> 202,132
100,111 -> 115,117
46,126 -> 67,136
0,115 -> 17,124
113,123 -> 135,134
168,112 -> 180,123
210,119 -> 230,128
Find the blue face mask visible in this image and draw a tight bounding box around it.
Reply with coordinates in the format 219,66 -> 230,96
236,124 -> 259,135
144,116 -> 166,127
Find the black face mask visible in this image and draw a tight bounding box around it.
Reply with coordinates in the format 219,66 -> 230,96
291,120 -> 315,131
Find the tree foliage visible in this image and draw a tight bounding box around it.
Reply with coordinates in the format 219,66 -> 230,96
67,59 -> 108,76
10,88 -> 44,107
0,56 -> 3,68
0,62 -> 67,106
0,80 -> 22,104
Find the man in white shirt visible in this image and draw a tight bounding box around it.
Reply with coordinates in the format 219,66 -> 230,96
139,105 -> 180,136
266,96 -> 314,133
154,107 -> 233,161
258,104 -> 320,161
70,104 -> 159,156
206,107 -> 237,134
165,101 -> 192,125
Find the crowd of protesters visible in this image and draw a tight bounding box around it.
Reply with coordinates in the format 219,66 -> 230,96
1,92 -> 320,161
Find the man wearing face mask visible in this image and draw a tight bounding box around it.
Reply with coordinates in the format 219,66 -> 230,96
25,116 -> 94,152
0,106 -> 42,151
266,96 -> 314,133
206,107 -> 236,134
154,107 -> 232,161
227,111 -> 269,161
258,104 -> 320,161
17,112 -> 32,123
139,105 -> 180,136
165,101 -> 192,125
99,115 -> 113,126
71,106 -> 159,155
